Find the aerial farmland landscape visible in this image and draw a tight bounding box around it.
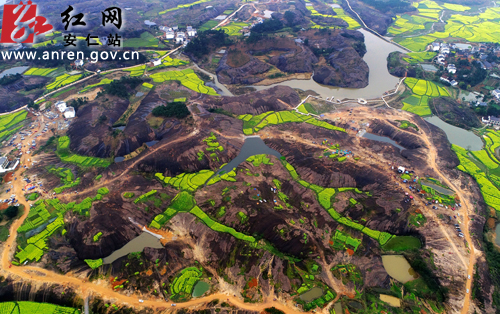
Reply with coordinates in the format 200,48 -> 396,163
1,0 -> 500,313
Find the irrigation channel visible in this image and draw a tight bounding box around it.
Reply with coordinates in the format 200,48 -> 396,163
251,29 -> 404,100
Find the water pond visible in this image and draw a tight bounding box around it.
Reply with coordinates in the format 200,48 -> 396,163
251,29 -> 404,100
424,116 -> 483,151
218,136 -> 281,174
382,255 -> 418,283
0,66 -> 29,78
333,302 -> 343,314
495,223 -> 500,246
379,294 -> 401,307
299,287 -> 323,302
114,157 -> 125,163
145,140 -> 158,147
192,281 -> 210,297
102,232 -> 163,264
363,133 -> 404,151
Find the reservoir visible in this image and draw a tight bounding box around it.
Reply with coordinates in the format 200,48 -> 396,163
102,232 -> 163,264
251,29 -> 404,100
424,116 -> 483,151
218,136 -> 281,174
495,223 -> 500,246
299,287 -> 323,302
0,66 -> 29,79
382,255 -> 418,283
363,133 -> 404,151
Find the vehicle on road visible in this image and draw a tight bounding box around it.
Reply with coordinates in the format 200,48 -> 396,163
139,299 -> 144,303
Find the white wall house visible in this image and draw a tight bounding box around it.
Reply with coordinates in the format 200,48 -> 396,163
447,64 -> 456,74
75,59 -> 84,67
176,32 -> 186,44
55,101 -> 67,113
492,89 -> 500,99
63,107 -> 75,119
186,26 -> 197,37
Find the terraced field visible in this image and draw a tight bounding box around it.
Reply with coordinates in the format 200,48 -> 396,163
0,110 -> 27,142
79,78 -> 114,93
0,301 -> 80,314
220,22 -> 249,36
452,133 -> 500,213
304,0 -> 361,29
401,78 -> 450,116
149,69 -> 218,95
46,74 -> 82,90
159,0 -> 213,14
56,136 -> 111,168
24,67 -> 57,76
238,110 -> 346,135
123,32 -> 159,48
389,0 -> 500,51
123,65 -> 146,77
404,51 -> 437,63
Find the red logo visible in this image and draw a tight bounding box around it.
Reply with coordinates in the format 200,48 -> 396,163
0,1 -> 53,44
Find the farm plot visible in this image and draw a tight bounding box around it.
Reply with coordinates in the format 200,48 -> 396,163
0,110 -> 28,142
48,167 -> 81,194
405,52 -> 437,62
330,230 -> 362,253
24,67 -> 57,76
199,20 -> 219,31
159,0 -> 213,14
56,136 -> 111,168
220,22 -> 249,36
123,32 -> 159,48
170,267 -> 203,300
156,170 -> 214,191
46,73 -> 82,90
149,69 -> 218,95
0,301 -> 80,314
123,64 -> 146,77
453,144 -> 500,212
238,110 -> 345,135
79,78 -> 114,93
402,78 -> 450,116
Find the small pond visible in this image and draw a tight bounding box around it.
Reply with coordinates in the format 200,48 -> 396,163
102,232 -> 163,264
333,302 -> 343,314
218,136 -> 281,174
299,287 -> 323,302
192,281 -> 210,297
114,157 -> 125,163
425,116 -> 483,151
0,66 -> 29,78
113,126 -> 125,131
363,133 -> 404,151
382,255 -> 418,283
145,140 -> 158,147
379,294 -> 401,307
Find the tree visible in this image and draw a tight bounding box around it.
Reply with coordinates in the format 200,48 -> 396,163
152,101 -> 190,119
3,206 -> 18,219
284,11 -> 296,27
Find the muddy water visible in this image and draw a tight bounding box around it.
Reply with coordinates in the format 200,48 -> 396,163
333,302 -> 343,314
379,294 -> 401,307
363,133 -> 405,151
0,66 -> 29,78
192,281 -> 210,297
299,287 -> 323,302
102,232 -> 163,264
381,255 -> 418,283
495,223 -> 500,246
251,29 -> 404,100
218,136 -> 281,174
424,116 -> 483,151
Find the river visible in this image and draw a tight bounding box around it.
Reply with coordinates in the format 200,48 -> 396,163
102,232 -> 163,264
218,136 -> 281,174
194,64 -> 234,96
251,29 -> 404,100
424,116 -> 483,151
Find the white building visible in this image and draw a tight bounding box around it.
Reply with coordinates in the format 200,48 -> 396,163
55,101 -> 67,113
63,107 -> 75,119
165,28 -> 175,39
152,59 -> 162,66
75,59 -> 84,67
492,89 -> 500,99
447,64 -> 456,74
0,157 -> 8,170
176,32 -> 186,44
440,47 -> 450,54
450,80 -> 458,87
186,26 -> 197,37
431,42 -> 440,51
482,116 -> 500,126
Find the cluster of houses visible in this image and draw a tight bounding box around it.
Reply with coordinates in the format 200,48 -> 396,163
159,25 -> 197,44
55,101 -> 75,119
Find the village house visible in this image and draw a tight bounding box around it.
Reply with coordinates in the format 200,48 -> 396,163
431,42 -> 440,51
175,32 -> 186,44
482,116 -> 500,126
55,101 -> 67,113
492,89 -> 500,100
63,107 -> 75,119
186,26 -> 197,37
447,64 -> 456,74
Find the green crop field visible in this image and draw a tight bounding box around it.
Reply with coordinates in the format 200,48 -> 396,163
153,56 -> 189,68
190,206 -> 255,241
199,20 -> 219,31
159,0 -> 213,14
80,78 -> 114,93
149,69 -> 218,95
389,0 -> 500,51
156,170 -> 215,191
453,144 -> 500,212
0,110 -> 28,142
134,190 -> 157,204
123,32 -> 159,48
170,267 -> 203,299
48,167 -> 81,194
220,22 -> 249,36
56,136 -> 111,168
142,82 -> 154,89
402,78 -> 450,116
123,64 -> 146,77
0,301 -> 80,314
331,230 -> 362,252
238,110 -> 346,135
24,67 -> 57,76
85,258 -> 103,269
383,236 -> 422,252
46,74 -> 82,90
405,51 -> 437,62
304,0 -> 360,29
